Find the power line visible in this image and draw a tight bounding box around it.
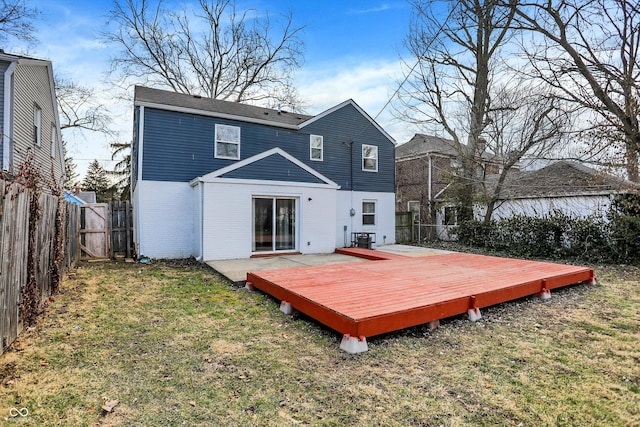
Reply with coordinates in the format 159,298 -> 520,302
372,1 -> 459,124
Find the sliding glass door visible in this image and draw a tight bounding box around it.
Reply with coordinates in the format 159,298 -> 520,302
253,197 -> 297,253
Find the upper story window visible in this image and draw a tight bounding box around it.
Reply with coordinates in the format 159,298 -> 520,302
33,105 -> 42,146
362,200 -> 376,225
310,135 -> 323,161
50,125 -> 56,158
215,124 -> 240,160
362,144 -> 378,172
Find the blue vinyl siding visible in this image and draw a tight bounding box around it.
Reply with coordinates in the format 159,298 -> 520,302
140,102 -> 394,192
302,103 -> 395,193
221,154 -> 325,183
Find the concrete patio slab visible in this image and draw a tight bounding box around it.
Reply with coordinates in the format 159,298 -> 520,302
206,252 -> 367,283
375,244 -> 454,257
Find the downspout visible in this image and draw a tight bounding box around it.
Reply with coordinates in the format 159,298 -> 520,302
199,181 -> 204,261
3,62 -> 16,171
135,106 -> 145,256
350,140 -> 354,236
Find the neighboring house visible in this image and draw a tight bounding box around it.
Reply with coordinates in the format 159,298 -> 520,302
132,86 -> 396,260
395,134 -> 505,238
63,191 -> 86,205
0,51 -> 64,189
434,160 -> 639,240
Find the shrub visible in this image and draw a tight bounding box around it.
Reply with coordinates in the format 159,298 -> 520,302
454,200 -> 639,265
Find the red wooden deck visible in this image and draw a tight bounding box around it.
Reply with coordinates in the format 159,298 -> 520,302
246,250 -> 595,339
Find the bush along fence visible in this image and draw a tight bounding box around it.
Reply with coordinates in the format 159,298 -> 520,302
0,171 -> 79,355
454,195 -> 640,265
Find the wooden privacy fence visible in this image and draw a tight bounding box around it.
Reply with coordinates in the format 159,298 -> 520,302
79,201 -> 134,260
80,203 -> 109,259
0,179 -> 79,355
395,212 -> 414,243
110,201 -> 133,259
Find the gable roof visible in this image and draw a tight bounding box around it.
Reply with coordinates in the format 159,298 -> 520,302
396,134 -> 458,159
300,99 -> 395,145
488,161 -> 638,200
134,86 -> 312,129
190,147 -> 340,189
396,133 -> 499,162
134,87 -> 394,146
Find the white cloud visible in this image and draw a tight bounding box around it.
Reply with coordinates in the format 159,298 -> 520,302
348,3 -> 402,14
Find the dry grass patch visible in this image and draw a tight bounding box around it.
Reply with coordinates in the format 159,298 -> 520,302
0,260 -> 638,426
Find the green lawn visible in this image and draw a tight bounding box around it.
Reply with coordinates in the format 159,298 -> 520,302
1,259 -> 638,426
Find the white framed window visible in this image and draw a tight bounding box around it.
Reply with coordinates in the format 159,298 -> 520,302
50,125 -> 56,158
444,206 -> 457,226
215,124 -> 240,160
362,200 -> 376,226
362,144 -> 378,172
33,105 -> 42,146
310,134 -> 323,161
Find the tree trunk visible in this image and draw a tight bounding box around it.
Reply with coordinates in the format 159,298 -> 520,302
626,134 -> 640,183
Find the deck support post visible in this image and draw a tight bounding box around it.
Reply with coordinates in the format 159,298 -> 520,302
339,334 -> 368,354
467,296 -> 482,322
428,320 -> 440,331
280,301 -> 294,315
467,308 -> 482,322
245,282 -> 255,291
587,275 -> 598,286
538,279 -> 551,300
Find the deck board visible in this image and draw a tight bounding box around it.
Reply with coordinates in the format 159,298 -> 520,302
246,251 -> 594,338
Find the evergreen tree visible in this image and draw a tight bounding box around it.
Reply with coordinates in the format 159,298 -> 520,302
81,160 -> 112,202
109,141 -> 131,201
62,140 -> 79,189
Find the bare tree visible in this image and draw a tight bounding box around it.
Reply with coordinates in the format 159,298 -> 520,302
103,0 -> 305,107
482,81 -> 571,221
0,0 -> 38,44
55,76 -> 114,135
399,0 -> 518,221
510,0 -> 640,182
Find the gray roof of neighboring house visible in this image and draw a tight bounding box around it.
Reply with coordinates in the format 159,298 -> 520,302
395,133 -> 498,162
486,161 -> 637,199
134,86 -> 313,127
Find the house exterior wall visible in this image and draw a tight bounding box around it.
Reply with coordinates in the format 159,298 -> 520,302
134,180 -> 195,259
138,105 -> 394,193
301,103 -> 395,193
12,63 -> 63,187
198,180 -> 337,261
133,92 -> 396,260
487,195 -> 613,221
395,154 -> 454,226
435,194 -> 614,241
0,60 -> 6,165
336,190 -> 396,248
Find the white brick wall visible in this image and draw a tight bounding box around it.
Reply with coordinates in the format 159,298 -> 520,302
134,181 -> 395,260
135,180 -> 195,259
335,191 -> 396,248
199,180 -> 337,261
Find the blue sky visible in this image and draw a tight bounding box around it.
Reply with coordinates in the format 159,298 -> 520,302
9,0 -> 415,179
